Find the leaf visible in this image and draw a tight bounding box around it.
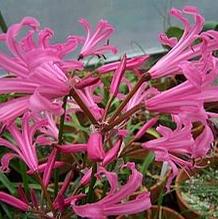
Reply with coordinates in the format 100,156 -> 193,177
0,173 -> 16,195
140,152 -> 155,175
71,114 -> 89,133
146,128 -> 160,138
166,26 -> 184,40
0,203 -> 13,219
203,21 -> 218,31
19,161 -> 29,194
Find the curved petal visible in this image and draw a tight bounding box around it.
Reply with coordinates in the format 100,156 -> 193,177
99,162 -> 142,205
0,153 -> 17,173
0,96 -> 29,123
29,90 -> 63,115
57,144 -> 87,153
103,192 -> 151,216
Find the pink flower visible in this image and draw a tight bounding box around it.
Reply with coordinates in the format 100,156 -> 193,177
0,62 -> 71,122
87,131 -> 105,162
0,192 -> 29,211
34,112 -> 59,144
126,82 -> 159,111
0,113 -> 45,173
149,6 -> 218,78
141,120 -> 214,188
71,163 -> 151,218
0,17 -> 83,122
0,17 -> 82,72
79,18 -> 117,58
192,124 -> 214,158
145,81 -> 207,122
80,137 -> 124,185
145,39 -> 218,123
0,96 -> 29,123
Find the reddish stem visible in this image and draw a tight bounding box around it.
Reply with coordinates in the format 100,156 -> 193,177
107,72 -> 151,124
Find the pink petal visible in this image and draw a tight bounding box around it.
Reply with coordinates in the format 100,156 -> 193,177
159,33 -> 177,47
0,53 -> 28,77
75,76 -> 100,89
110,55 -> 127,97
53,170 -> 74,210
102,139 -> 122,166
97,55 -> 149,74
98,163 -> 142,205
103,192 -> 151,216
0,192 -> 29,211
0,79 -> 38,94
80,168 -> 92,185
192,125 -> 214,158
29,90 -> 63,115
135,117 -> 159,140
0,96 -> 29,123
27,161 -> 65,174
79,18 -> 116,57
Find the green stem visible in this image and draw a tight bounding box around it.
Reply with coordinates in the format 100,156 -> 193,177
58,96 -> 68,144
108,73 -> 151,123
54,96 -> 68,197
87,162 -> 98,203
0,11 -> 7,33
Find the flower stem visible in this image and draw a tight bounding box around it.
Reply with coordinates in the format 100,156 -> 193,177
87,162 -> 98,203
54,96 -> 68,197
108,73 -> 150,123
102,95 -> 114,121
103,103 -> 144,132
70,87 -> 98,125
58,96 -> 68,144
35,173 -> 54,213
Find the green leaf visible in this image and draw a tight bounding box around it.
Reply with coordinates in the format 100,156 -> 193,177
140,152 -> 155,175
9,163 -> 37,184
166,26 -> 184,40
71,114 -> 89,133
0,203 -> 13,219
0,11 -> 7,33
0,173 -> 16,195
146,128 -> 160,138
203,21 -> 218,31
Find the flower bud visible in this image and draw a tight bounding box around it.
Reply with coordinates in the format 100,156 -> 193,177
87,132 -> 105,162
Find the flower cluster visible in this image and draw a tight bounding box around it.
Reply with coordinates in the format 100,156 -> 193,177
0,5 -> 217,218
